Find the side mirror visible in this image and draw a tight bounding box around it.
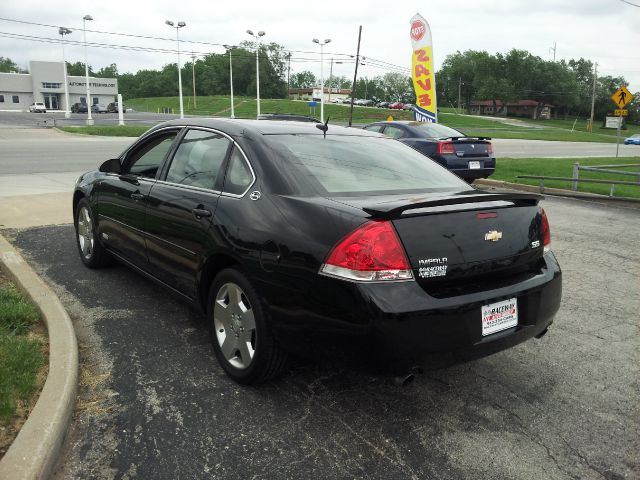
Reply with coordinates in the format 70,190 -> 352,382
99,158 -> 122,174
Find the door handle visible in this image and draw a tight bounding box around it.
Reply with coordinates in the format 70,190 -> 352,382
192,208 -> 212,219
130,192 -> 144,201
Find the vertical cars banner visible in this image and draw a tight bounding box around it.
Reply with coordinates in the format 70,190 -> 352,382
410,13 -> 437,123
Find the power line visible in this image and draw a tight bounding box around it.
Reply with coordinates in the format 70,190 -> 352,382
0,16 -> 356,60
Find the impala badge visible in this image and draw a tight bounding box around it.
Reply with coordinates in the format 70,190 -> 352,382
484,230 -> 502,242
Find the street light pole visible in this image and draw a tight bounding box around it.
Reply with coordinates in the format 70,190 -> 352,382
82,15 -> 93,125
247,30 -> 266,118
58,27 -> 72,118
313,38 -> 331,122
589,62 -> 598,133
223,45 -> 235,118
191,51 -> 197,110
166,20 -> 186,119
328,57 -> 334,103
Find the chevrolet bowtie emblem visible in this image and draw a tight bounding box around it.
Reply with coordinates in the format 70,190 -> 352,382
484,230 -> 503,242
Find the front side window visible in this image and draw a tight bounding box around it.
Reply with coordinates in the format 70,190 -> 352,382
165,129 -> 231,189
125,132 -> 177,178
269,134 -> 468,196
223,147 -> 254,195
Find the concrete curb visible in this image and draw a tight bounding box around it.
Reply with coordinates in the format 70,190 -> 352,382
475,178 -> 640,204
0,233 -> 78,480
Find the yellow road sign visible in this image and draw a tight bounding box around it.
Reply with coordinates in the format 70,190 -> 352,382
614,109 -> 629,116
611,86 -> 633,109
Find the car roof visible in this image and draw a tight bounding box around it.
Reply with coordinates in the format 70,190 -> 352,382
150,118 -> 384,137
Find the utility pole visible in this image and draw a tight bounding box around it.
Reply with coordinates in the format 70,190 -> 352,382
457,78 -> 462,113
191,51 -> 197,109
286,52 -> 291,95
348,25 -> 362,127
328,57 -> 334,103
549,42 -> 557,62
589,62 -> 598,133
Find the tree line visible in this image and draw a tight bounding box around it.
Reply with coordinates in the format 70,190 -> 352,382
436,49 -> 638,122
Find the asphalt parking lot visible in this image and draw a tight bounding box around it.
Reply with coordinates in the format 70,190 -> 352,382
3,195 -> 638,480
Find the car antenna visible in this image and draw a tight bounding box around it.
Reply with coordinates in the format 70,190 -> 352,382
316,117 -> 329,139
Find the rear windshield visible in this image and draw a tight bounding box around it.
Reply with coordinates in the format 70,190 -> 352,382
411,123 -> 464,139
267,134 -> 469,196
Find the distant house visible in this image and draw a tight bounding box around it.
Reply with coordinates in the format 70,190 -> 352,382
288,87 -> 352,102
469,100 -> 554,119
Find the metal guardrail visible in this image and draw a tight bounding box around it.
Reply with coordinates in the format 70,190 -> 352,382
517,174 -> 640,197
571,162 -> 640,192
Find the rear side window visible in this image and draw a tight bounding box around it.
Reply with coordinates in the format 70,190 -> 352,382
268,135 -> 468,195
413,123 -> 464,139
223,147 -> 254,195
166,129 -> 231,189
383,126 -> 405,139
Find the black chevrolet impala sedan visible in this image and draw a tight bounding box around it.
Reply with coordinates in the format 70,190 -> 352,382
73,119 -> 561,384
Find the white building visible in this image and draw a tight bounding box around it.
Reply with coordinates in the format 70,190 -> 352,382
0,61 -> 118,111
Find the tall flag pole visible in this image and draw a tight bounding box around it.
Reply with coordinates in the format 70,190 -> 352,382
410,13 -> 437,123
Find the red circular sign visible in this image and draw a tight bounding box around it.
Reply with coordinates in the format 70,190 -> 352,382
410,20 -> 426,42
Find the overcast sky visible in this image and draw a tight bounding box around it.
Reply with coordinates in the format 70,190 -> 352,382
1,0 -> 639,94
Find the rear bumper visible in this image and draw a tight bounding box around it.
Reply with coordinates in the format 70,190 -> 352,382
451,167 -> 495,180
270,252 -> 561,363
435,155 -> 496,180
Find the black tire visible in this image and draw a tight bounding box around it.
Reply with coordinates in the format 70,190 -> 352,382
207,268 -> 286,384
74,198 -> 111,268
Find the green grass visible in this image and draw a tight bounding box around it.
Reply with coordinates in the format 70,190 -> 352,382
463,128 -> 622,143
493,157 -> 640,198
0,282 -> 46,421
59,125 -> 150,137
455,114 -> 640,143
126,96 -> 416,123
63,96 -> 639,144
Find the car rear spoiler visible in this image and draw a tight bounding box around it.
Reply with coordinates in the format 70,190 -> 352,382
362,192 -> 542,219
448,136 -> 492,141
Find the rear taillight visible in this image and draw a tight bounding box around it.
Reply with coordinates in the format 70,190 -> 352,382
487,142 -> 494,155
320,221 -> 413,282
541,208 -> 551,252
436,141 -> 455,155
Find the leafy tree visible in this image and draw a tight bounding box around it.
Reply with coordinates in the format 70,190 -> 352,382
0,57 -> 27,73
290,71 -> 317,89
95,63 -> 118,78
66,61 -> 93,76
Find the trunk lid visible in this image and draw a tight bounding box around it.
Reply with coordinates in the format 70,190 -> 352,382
329,191 -> 545,297
451,138 -> 491,158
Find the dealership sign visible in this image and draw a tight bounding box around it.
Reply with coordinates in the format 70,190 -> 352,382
409,13 -> 437,123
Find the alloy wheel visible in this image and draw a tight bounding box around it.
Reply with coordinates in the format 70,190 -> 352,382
77,206 -> 94,260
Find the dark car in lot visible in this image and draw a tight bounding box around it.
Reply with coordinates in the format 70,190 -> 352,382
73,119 -> 561,384
107,102 -> 126,113
363,121 -> 496,182
71,103 -> 88,113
